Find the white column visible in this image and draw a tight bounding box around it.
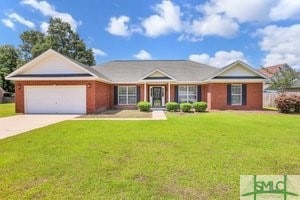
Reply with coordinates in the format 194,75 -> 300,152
144,82 -> 147,101
168,82 -> 171,102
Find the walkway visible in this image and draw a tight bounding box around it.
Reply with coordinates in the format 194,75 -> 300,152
152,110 -> 167,120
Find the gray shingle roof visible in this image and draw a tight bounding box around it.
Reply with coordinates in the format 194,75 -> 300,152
93,60 -> 220,82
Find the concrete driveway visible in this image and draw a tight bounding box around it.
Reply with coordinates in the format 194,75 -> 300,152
0,114 -> 80,140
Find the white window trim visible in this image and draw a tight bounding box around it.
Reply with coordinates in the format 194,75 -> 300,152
118,86 -> 137,105
231,84 -> 242,106
178,85 -> 197,103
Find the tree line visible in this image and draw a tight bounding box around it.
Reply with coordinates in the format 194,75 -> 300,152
0,18 -> 95,92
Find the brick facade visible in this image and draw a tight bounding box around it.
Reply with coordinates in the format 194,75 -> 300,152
14,81 -> 263,113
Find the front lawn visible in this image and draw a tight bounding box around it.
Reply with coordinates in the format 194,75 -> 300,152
0,103 -> 15,118
0,112 -> 299,199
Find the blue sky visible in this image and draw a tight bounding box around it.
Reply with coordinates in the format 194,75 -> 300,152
1,0 -> 300,70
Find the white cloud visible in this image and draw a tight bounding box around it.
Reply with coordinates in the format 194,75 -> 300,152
8,13 -> 35,29
104,0 -> 300,42
198,0 -> 300,23
141,0 -> 182,37
106,0 -> 239,39
21,0 -> 80,31
199,0 -> 274,23
269,0 -> 300,20
1,19 -> 15,29
40,22 -> 49,33
106,16 -> 132,36
133,50 -> 152,60
189,50 -> 247,67
257,24 -> 300,69
92,48 -> 107,57
189,14 -> 239,38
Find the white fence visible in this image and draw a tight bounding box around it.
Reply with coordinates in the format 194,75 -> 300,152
263,92 -> 300,108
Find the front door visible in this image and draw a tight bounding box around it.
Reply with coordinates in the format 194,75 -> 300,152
152,87 -> 162,107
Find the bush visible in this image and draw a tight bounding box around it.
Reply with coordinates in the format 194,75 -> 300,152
137,101 -> 151,112
193,101 -> 207,112
295,95 -> 300,113
291,95 -> 300,113
180,103 -> 192,112
274,95 -> 300,113
165,102 -> 179,112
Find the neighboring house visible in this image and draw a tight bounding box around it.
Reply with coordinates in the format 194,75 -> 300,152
0,87 -> 4,103
6,49 -> 267,114
289,71 -> 300,92
259,63 -> 300,92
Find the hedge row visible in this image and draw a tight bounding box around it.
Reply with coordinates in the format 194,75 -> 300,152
166,101 -> 207,112
137,101 -> 208,112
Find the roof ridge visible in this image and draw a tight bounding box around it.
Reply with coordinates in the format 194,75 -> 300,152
95,60 -> 220,70
263,63 -> 287,69
110,59 -> 187,62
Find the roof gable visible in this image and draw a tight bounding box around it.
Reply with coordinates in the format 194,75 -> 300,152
22,54 -> 86,75
209,61 -> 268,80
6,49 -> 110,82
139,69 -> 176,81
218,64 -> 258,77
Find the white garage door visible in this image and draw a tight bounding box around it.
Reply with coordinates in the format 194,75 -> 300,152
25,85 -> 86,114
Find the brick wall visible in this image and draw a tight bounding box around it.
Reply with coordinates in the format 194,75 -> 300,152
94,81 -> 111,112
14,80 -> 110,114
206,83 -> 263,110
170,85 -> 175,101
202,84 -> 207,102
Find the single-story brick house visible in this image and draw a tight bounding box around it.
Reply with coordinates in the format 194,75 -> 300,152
6,49 -> 267,114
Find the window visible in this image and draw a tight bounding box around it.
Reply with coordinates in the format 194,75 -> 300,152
231,84 -> 242,105
118,86 -> 137,105
178,86 -> 197,103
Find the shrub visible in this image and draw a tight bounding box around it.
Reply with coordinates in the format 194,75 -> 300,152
193,101 -> 207,112
275,95 -> 292,113
274,95 -> 300,113
291,95 -> 300,113
165,102 -> 179,112
137,101 -> 151,112
295,95 -> 300,113
180,103 -> 192,112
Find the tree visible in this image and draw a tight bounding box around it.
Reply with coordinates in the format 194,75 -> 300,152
0,45 -> 19,92
19,18 -> 95,66
270,66 -> 297,94
19,30 -> 47,62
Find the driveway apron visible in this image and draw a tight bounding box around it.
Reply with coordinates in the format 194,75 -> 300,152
0,114 -> 79,140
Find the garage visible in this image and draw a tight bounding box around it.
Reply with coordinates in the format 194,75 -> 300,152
24,85 -> 86,114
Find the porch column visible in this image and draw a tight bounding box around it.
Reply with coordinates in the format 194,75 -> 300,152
144,82 -> 147,101
168,82 -> 171,102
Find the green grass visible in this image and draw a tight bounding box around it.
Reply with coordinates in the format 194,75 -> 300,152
0,112 -> 299,199
0,103 -> 15,117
